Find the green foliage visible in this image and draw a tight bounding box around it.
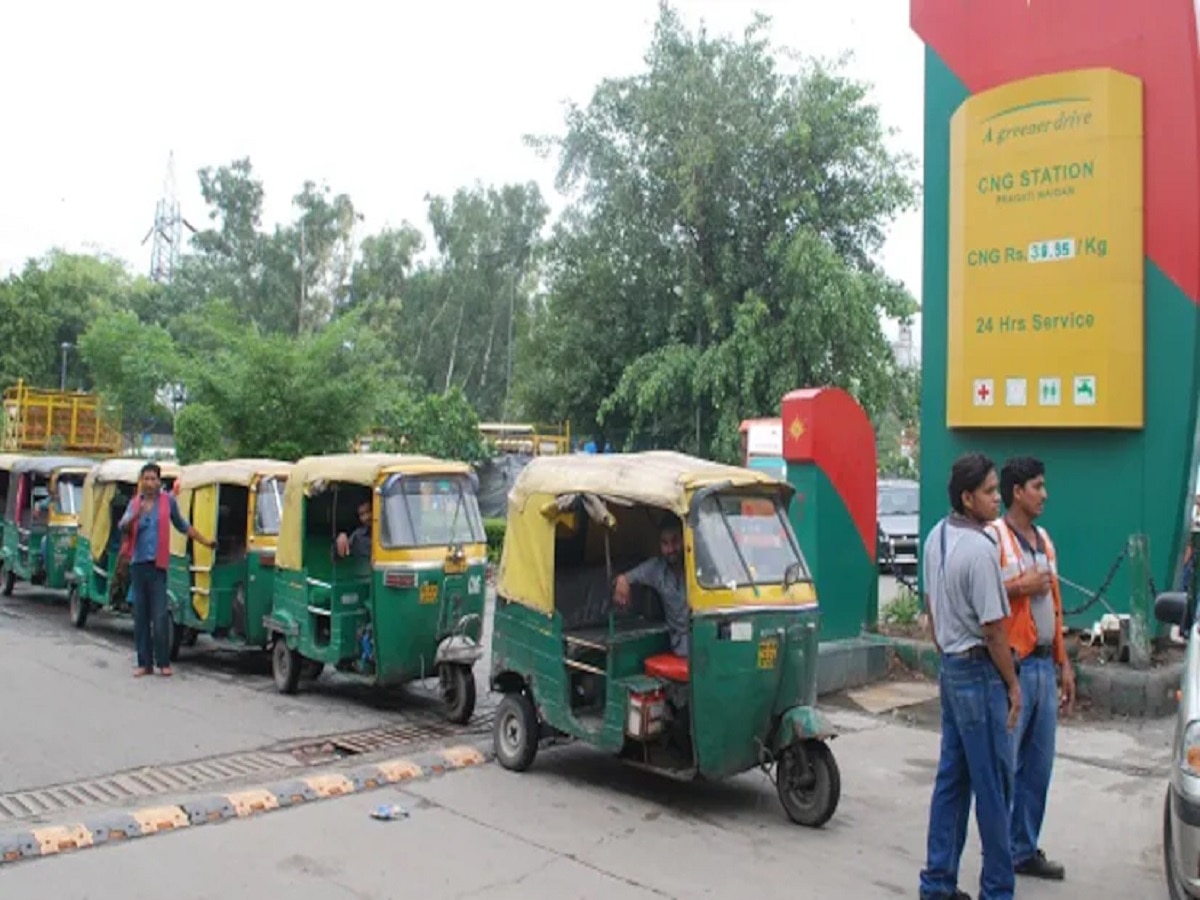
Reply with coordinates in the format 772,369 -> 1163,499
174,403 -> 225,464
484,518 -> 506,565
519,4 -> 918,456
0,4 -> 920,473
883,587 -> 922,627
374,387 -> 488,463
185,312 -> 384,460
78,309 -> 180,442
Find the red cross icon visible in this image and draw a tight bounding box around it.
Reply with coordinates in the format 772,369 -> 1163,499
976,382 -> 991,402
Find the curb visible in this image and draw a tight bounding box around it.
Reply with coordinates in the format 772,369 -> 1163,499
864,633 -> 1183,718
0,741 -> 494,867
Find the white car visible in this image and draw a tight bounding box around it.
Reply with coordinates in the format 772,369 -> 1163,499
1157,589 -> 1200,898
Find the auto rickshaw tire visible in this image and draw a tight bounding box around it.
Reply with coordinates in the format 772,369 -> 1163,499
183,628 -> 199,648
777,739 -> 840,828
301,659 -> 325,681
169,616 -> 185,663
1165,786 -> 1189,900
440,664 -> 476,725
2,570 -> 14,597
272,637 -> 302,694
68,584 -> 90,629
494,692 -> 539,772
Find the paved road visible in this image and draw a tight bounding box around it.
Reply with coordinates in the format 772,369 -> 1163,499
0,703 -> 1169,898
0,583 -> 495,797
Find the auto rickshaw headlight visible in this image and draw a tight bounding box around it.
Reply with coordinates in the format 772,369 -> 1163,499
1180,720 -> 1200,776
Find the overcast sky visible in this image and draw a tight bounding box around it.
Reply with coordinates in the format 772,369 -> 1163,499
0,0 -> 924,338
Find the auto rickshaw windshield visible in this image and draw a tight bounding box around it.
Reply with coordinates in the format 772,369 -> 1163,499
255,476 -> 286,535
56,477 -> 85,515
692,491 -> 808,589
380,474 -> 485,548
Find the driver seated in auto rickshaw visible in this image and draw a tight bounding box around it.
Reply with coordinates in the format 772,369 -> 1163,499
335,500 -> 371,559
612,514 -> 688,658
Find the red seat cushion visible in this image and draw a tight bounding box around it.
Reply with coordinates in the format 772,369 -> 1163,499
644,653 -> 689,682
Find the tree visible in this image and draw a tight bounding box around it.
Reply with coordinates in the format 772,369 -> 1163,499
184,311 -> 386,459
0,252 -> 156,391
174,403 -> 225,464
374,387 -> 488,463
519,3 -> 918,459
78,309 -> 181,445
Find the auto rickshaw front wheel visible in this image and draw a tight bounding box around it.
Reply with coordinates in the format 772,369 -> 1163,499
494,692 -> 539,772
68,584 -> 90,629
272,637 -> 303,694
439,663 -> 476,724
776,739 -> 841,828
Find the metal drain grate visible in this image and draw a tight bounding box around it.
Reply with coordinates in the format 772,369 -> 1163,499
0,707 -> 496,824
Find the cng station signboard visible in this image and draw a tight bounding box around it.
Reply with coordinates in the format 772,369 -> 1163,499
946,68 -> 1145,428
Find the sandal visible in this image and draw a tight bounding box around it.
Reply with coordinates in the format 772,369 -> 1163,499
158,667 -> 173,677
133,667 -> 151,677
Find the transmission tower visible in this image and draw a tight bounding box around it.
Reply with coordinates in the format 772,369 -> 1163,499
142,151 -> 195,284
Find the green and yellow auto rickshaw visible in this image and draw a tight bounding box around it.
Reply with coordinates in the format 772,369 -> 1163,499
68,458 -> 181,628
0,454 -> 24,572
168,458 -> 292,652
2,455 -> 96,596
266,453 -> 488,723
490,450 -> 840,826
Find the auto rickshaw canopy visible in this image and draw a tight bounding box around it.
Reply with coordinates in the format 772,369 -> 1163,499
6,455 -> 97,522
80,458 -> 182,561
177,458 -> 292,490
498,450 -> 793,615
276,453 -> 476,571
0,453 -> 24,473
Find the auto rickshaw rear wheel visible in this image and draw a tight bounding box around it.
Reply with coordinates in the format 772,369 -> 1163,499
169,615 -> 185,662
776,739 -> 840,828
2,570 -> 14,596
440,663 -> 476,724
494,692 -> 539,772
272,637 -> 302,694
68,583 -> 90,629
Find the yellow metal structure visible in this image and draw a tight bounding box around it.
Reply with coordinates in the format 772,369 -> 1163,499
3,380 -> 121,455
479,421 -> 571,456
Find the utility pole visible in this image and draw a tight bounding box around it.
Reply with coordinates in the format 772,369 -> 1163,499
504,266 -> 516,422
60,342 -> 71,391
299,218 -> 307,334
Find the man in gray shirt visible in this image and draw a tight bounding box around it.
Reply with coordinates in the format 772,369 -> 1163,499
919,453 -> 1021,900
613,514 -> 688,657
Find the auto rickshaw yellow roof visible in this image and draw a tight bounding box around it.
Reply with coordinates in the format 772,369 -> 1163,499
507,450 -> 789,517
288,453 -> 473,493
178,458 -> 292,490
276,453 -> 475,571
89,458 -> 183,486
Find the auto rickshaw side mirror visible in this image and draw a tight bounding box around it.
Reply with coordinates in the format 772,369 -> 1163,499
1155,591 -> 1189,629
783,561 -> 803,591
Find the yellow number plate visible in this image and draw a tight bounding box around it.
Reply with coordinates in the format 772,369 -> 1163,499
419,582 -> 439,604
757,638 -> 778,670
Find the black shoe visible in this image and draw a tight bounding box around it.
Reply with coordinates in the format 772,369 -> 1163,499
952,892 -> 971,899
1015,849 -> 1066,880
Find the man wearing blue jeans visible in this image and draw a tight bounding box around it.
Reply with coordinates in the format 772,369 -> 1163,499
118,462 -> 213,677
991,456 -> 1072,882
919,453 -> 1022,900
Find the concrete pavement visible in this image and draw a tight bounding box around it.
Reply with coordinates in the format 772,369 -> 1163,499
0,584 -> 492,796
0,703 -> 1170,898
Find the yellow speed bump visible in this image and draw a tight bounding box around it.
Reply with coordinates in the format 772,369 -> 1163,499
226,789 -> 281,818
31,824 -> 94,856
131,806 -> 190,834
302,773 -> 354,798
